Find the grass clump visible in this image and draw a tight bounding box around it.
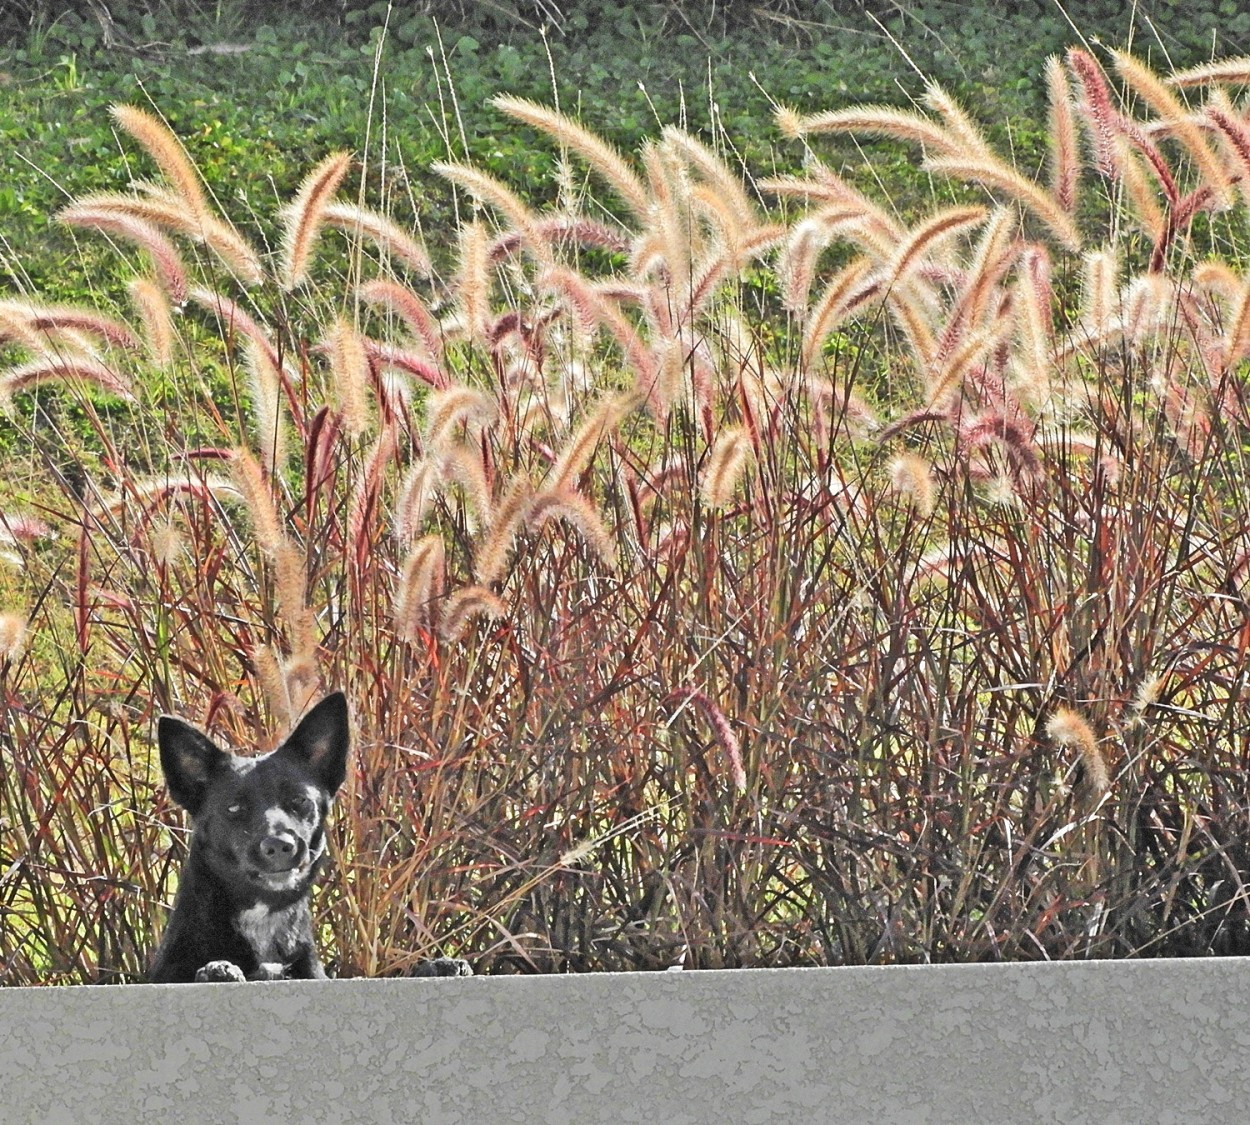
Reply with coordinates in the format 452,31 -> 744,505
6,22 -> 1250,982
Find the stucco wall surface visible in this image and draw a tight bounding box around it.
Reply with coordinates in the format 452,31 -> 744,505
0,958 -> 1244,1123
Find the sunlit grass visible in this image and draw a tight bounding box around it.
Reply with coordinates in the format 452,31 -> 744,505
5,40 -> 1250,985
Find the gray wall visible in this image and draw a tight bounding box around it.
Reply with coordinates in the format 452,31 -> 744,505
1,960 -> 1242,1123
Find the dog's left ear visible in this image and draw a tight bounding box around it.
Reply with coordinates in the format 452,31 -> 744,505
280,691 -> 350,795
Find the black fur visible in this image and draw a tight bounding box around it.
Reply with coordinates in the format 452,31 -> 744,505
148,692 -> 350,984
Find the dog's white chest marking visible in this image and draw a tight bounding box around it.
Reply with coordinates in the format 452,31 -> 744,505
236,903 -> 283,961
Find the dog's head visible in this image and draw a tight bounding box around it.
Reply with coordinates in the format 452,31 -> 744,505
157,692 -> 350,900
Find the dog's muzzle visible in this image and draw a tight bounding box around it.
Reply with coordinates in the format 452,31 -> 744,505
255,833 -> 303,873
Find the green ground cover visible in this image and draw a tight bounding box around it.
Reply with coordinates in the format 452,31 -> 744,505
2,1 -> 1244,292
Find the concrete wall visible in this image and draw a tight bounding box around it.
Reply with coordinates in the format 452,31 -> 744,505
1,959 -> 1244,1123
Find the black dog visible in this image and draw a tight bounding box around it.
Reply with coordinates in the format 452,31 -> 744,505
148,692 -> 352,983
149,691 -> 472,983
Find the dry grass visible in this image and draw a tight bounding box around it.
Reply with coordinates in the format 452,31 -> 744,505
5,48 -> 1250,983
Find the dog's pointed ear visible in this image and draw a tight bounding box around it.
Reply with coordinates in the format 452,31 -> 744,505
280,691 -> 350,795
157,717 -> 232,816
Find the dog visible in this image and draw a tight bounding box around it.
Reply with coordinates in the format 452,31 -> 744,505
149,691 -> 471,982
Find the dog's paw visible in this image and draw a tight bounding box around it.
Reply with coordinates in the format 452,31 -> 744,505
410,957 -> 473,978
194,960 -> 247,983
249,962 -> 290,981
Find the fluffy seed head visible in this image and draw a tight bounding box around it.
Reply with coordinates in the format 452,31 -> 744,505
1045,56 -> 1080,213
1130,675 -> 1165,725
284,655 -> 322,717
0,613 -> 29,663
128,277 -> 175,368
243,339 -> 287,470
492,96 -> 650,220
253,644 -> 292,730
548,392 -> 637,493
229,448 -> 285,557
701,427 -> 754,510
321,202 -> 431,274
394,535 -> 446,640
274,538 -> 316,661
667,687 -> 748,792
110,104 -> 208,216
438,585 -> 507,643
527,487 -> 617,572
280,151 -> 352,289
1046,707 -> 1111,797
0,356 -> 135,406
394,459 -> 442,547
148,521 -> 186,566
775,106 -> 806,140
426,385 -> 498,453
327,317 -> 372,438
474,474 -> 534,586
887,453 -> 937,517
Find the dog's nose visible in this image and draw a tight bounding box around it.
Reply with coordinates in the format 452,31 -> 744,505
258,834 -> 298,869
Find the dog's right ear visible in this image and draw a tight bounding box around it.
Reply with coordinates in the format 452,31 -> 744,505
157,717 -> 232,816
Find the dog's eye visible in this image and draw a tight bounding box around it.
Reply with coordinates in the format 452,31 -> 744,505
224,802 -> 246,819
289,796 -> 315,817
